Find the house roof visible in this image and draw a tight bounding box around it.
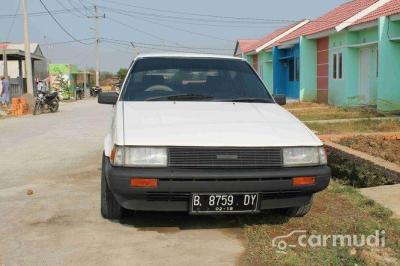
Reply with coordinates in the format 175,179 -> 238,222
234,39 -> 259,55
352,0 -> 400,25
0,42 -> 44,60
0,43 -> 41,54
251,22 -> 311,53
278,0 -> 379,44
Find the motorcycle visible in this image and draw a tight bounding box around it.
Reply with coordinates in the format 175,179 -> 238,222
90,86 -> 102,97
33,91 -> 60,115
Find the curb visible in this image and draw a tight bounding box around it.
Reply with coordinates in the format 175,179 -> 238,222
324,140 -> 400,185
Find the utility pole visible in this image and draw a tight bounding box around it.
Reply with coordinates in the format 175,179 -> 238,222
2,48 -> 8,78
130,42 -> 140,57
21,0 -> 34,95
88,6 -> 105,88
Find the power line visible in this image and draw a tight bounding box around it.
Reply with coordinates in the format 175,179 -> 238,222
108,40 -> 230,52
101,6 -> 285,29
40,38 -> 97,46
55,0 -> 84,19
102,38 -> 232,51
5,0 -> 20,42
38,0 -> 91,45
106,16 -> 169,43
95,0 -> 299,23
0,7 -> 91,19
67,0 -> 90,18
103,8 -> 233,43
98,5 -> 290,26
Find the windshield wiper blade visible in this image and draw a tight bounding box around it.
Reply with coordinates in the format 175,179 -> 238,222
145,94 -> 213,101
224,98 -> 272,103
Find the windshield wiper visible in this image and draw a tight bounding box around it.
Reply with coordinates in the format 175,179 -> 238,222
145,94 -> 214,101
222,97 -> 273,103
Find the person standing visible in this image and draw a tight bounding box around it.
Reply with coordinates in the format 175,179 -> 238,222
0,76 -> 3,105
1,76 -> 10,107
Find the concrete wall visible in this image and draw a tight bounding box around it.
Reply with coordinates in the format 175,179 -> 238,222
299,36 -> 317,101
377,17 -> 400,112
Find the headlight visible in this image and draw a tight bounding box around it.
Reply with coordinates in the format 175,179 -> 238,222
283,147 -> 327,167
111,146 -> 167,167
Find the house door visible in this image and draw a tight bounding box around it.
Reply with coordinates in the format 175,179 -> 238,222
359,48 -> 371,104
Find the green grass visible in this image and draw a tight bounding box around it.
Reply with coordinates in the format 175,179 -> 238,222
291,107 -> 384,121
306,119 -> 400,135
238,180 -> 400,266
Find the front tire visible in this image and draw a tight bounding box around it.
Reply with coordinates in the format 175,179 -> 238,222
101,154 -> 123,219
49,100 -> 59,113
33,102 -> 42,115
284,199 -> 313,217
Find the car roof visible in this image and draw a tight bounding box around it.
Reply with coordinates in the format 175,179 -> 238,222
134,53 -> 244,61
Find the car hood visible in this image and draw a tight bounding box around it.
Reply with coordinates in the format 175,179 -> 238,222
119,101 -> 322,147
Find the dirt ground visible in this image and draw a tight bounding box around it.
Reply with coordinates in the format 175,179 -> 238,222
0,100 -> 243,266
1,100 -> 399,266
339,135 -> 400,165
239,181 -> 400,265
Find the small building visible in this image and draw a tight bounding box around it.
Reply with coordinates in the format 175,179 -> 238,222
236,0 -> 400,112
0,43 -> 47,97
49,64 -> 91,97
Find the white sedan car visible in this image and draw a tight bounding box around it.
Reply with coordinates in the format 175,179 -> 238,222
98,53 -> 331,219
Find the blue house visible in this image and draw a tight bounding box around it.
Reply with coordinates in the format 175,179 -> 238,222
272,44 -> 300,99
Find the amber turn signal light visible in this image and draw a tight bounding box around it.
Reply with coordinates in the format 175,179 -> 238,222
130,178 -> 158,188
292,176 -> 316,187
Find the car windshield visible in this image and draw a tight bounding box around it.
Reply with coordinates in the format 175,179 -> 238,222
120,57 -> 274,102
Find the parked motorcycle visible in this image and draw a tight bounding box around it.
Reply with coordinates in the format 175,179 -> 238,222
33,91 -> 60,115
90,86 -> 102,97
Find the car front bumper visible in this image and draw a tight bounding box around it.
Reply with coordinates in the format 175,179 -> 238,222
104,157 -> 331,212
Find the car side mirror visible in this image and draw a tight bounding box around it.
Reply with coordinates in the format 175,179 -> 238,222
98,92 -> 119,105
273,94 -> 286,106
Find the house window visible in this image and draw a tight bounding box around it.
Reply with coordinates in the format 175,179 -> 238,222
288,59 -> 294,82
333,54 -> 337,79
333,52 -> 343,79
295,58 -> 300,81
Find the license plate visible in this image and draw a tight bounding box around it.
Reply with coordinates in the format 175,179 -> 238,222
190,193 -> 259,214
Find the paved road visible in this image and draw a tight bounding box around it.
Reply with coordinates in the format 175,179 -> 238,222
0,100 -> 244,266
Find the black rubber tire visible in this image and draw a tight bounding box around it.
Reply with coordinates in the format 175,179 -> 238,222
101,154 -> 123,220
49,100 -> 59,113
33,102 -> 42,115
284,198 -> 313,217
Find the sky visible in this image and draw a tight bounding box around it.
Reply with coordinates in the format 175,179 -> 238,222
0,0 -> 347,72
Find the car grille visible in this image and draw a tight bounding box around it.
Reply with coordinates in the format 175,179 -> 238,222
168,147 -> 283,169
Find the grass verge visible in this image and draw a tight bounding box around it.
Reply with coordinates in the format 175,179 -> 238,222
306,120 -> 400,135
238,180 -> 400,266
290,106 -> 384,121
339,135 -> 400,165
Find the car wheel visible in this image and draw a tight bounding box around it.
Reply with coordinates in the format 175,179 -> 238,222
101,154 -> 123,219
284,197 -> 313,217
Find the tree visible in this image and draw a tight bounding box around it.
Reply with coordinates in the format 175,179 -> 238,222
117,68 -> 128,81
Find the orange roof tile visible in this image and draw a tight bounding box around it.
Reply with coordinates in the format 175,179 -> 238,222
278,0 -> 379,44
235,39 -> 259,55
353,0 -> 400,25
